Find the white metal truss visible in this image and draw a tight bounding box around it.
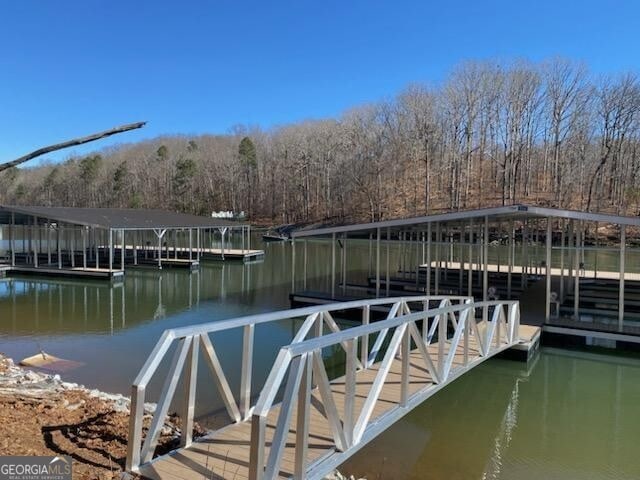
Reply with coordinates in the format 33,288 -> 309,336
126,295 -> 520,479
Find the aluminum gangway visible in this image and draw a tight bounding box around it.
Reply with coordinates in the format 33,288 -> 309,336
127,295 -> 521,479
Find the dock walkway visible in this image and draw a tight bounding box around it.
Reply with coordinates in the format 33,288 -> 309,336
0,264 -> 124,280
127,296 -> 535,480
421,261 -> 640,281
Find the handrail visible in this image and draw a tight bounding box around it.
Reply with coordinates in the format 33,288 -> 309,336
167,295 -> 471,339
286,300 -> 519,356
126,294 -> 481,473
249,299 -> 520,480
131,295 -> 471,388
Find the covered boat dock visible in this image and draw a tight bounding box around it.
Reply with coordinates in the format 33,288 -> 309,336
290,205 -> 640,346
0,205 -> 263,280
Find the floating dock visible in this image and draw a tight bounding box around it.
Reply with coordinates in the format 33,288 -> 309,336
0,264 -> 124,281
0,205 -> 262,281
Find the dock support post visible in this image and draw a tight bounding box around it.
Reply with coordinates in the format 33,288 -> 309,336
545,217 -> 552,322
368,232 -> 373,278
483,216 -> 489,322
57,226 -> 62,269
426,223 -> 432,295
521,220 -> 527,289
9,213 -> 15,267
247,225 -> 251,250
83,227 -> 87,269
417,231 -> 422,290
154,229 -> 167,269
434,223 -> 440,295
568,220 -> 574,294
619,225 -> 626,332
342,234 -> 347,295
386,228 -> 390,297
375,228 -> 381,298
121,229 -> 125,271
174,230 -> 178,260
70,227 -> 75,268
33,216 -> 38,268
219,227 -> 228,260
573,222 -> 580,319
468,220 -> 473,297
291,238 -> 296,291
240,324 -> 254,420
95,230 -> 100,269
196,228 -> 201,262
303,239 -> 308,290
559,220 -> 565,301
133,231 -> 138,265
594,222 -> 599,279
331,233 -> 336,299
508,220 -> 514,298
109,229 -> 114,272
188,229 -> 193,261
457,228 -> 463,293
47,222 -> 52,265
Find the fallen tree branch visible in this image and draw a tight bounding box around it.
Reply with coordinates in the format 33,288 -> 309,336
0,121 -> 146,173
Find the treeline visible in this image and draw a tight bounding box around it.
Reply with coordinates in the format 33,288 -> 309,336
2,58 -> 640,224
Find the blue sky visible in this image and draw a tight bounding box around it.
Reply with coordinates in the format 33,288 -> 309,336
1,0 -> 639,162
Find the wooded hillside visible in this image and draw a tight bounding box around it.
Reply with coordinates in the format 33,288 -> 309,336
2,58 -> 640,224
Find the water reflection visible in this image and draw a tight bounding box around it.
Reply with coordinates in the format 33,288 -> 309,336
340,349 -> 640,480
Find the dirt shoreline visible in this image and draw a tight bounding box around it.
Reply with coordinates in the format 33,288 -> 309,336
0,354 -> 365,480
0,354 -> 194,480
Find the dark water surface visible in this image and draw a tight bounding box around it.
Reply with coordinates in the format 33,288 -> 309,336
1,239 -> 639,478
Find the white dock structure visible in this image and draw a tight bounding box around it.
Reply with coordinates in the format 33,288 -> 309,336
0,206 -> 263,280
290,204 -> 640,344
126,295 -> 533,479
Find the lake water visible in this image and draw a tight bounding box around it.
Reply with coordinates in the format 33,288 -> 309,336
1,238 -> 639,478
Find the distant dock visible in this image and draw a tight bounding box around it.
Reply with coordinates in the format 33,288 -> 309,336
0,205 -> 263,281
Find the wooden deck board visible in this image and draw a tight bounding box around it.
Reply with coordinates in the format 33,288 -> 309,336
421,261 -> 640,281
139,335 -> 498,480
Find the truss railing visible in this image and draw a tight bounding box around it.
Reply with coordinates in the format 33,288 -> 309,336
248,299 -> 520,479
126,295 -> 514,476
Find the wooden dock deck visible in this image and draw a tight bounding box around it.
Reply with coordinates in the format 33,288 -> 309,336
107,245 -> 265,262
131,258 -> 200,270
421,261 -> 640,281
140,339 -> 478,479
0,264 -> 124,280
130,297 -> 534,480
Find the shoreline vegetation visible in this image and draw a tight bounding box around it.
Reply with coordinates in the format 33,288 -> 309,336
2,58 -> 640,228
